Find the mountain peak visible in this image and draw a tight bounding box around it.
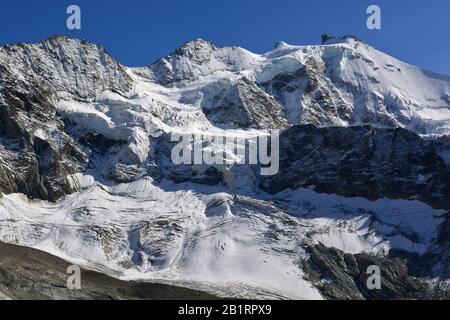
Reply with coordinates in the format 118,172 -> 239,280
46,34 -> 72,42
0,34 -> 132,101
321,34 -> 363,45
176,38 -> 216,56
41,34 -> 110,52
274,41 -> 289,49
42,34 -> 86,47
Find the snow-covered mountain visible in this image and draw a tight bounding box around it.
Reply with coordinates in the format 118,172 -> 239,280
0,35 -> 449,299
143,36 -> 450,134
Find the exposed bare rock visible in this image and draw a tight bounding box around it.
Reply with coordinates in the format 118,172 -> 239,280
302,243 -> 448,300
261,125 -> 450,210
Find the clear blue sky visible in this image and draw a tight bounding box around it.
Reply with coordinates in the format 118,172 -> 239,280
1,0 -> 449,74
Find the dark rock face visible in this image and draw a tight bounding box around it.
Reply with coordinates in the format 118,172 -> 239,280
261,125 -> 450,209
262,57 -> 352,127
0,82 -> 89,201
203,77 -> 289,129
433,214 -> 450,279
303,244 -> 448,300
150,133 -> 226,186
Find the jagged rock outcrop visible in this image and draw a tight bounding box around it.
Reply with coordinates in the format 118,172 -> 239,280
303,244 -> 447,300
199,77 -> 289,129
261,125 -> 450,209
0,80 -> 89,201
